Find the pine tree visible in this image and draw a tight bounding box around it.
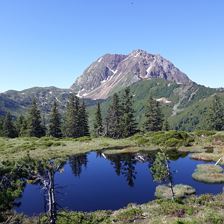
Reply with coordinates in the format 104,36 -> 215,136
0,117 -> 4,136
93,103 -> 103,137
78,101 -> 90,137
15,115 -> 25,137
121,87 -> 137,137
144,97 -> 163,132
49,101 -> 62,138
27,98 -> 46,137
20,117 -> 29,137
64,95 -> 80,137
151,151 -> 175,200
207,95 -> 224,131
105,93 -> 122,138
162,118 -> 170,131
2,112 -> 18,138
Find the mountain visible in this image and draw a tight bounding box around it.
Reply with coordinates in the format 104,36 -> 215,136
0,87 -> 101,117
87,79 -> 221,131
71,49 -> 192,99
0,49 -> 223,131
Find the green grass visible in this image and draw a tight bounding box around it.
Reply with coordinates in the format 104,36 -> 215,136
6,194 -> 224,224
0,131 -> 199,163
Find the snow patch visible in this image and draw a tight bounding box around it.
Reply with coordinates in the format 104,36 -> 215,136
98,57 -> 103,63
107,67 -> 117,74
146,65 -> 153,73
76,88 -> 86,97
156,97 -> 172,104
133,52 -> 140,58
55,97 -> 61,103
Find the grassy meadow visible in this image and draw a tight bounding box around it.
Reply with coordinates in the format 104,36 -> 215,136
1,130 -> 224,223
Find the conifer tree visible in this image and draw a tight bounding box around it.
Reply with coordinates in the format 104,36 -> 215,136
144,97 -> 163,132
20,117 -> 29,137
93,103 -> 103,137
2,112 -> 18,138
27,98 -> 46,137
15,115 -> 25,136
105,93 -> 122,138
121,87 -> 137,137
49,101 -> 62,138
78,101 -> 90,137
64,95 -> 80,137
151,151 -> 175,200
207,95 -> 224,131
162,118 -> 170,131
0,117 -> 3,136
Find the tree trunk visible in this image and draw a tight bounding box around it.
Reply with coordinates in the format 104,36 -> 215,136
165,158 -> 175,200
48,170 -> 57,224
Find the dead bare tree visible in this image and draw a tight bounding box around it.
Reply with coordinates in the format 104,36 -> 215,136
31,160 -> 64,224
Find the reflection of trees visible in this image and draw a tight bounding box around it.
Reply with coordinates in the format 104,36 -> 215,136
106,153 -> 153,187
166,149 -> 188,161
69,154 -> 88,177
122,156 -> 137,187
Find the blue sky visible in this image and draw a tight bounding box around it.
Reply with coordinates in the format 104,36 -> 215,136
0,0 -> 223,92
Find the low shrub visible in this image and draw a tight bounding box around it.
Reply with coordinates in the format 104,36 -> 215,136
194,130 -> 216,137
115,208 -> 143,223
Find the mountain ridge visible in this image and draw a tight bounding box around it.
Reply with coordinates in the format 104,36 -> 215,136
0,49 -> 223,131
71,49 -> 192,99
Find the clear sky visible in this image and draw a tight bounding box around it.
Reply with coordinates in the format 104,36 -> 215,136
0,0 -> 223,92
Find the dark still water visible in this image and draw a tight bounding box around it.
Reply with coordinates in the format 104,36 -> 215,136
15,151 -> 223,216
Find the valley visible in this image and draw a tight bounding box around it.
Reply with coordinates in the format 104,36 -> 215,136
1,50 -> 224,224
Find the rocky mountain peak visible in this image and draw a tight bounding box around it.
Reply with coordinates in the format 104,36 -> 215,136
71,50 -> 192,99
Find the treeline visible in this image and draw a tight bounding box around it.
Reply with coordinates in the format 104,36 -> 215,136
0,95 -> 89,138
4,88 -> 224,139
93,87 -> 168,138
0,87 -> 168,139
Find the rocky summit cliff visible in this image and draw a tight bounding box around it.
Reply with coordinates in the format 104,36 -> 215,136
71,49 -> 192,99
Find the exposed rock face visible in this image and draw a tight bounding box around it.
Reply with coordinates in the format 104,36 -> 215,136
71,49 -> 192,99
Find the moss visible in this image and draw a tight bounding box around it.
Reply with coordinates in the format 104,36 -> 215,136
155,184 -> 196,199
192,164 -> 224,183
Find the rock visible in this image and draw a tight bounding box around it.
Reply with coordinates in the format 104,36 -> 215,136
71,49 -> 192,99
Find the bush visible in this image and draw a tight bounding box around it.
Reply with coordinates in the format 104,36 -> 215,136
115,208 -> 143,223
194,130 -> 216,137
204,211 -> 224,224
155,200 -> 197,217
150,131 -> 194,148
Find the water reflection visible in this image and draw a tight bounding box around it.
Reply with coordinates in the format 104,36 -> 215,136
15,150 -> 223,216
68,150 -> 187,187
69,154 -> 88,177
